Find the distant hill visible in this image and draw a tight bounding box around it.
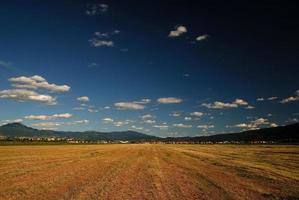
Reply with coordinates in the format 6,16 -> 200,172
0,123 -> 158,141
162,123 -> 299,143
1,122 -> 298,143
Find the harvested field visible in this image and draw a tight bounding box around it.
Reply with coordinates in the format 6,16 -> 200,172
0,144 -> 298,200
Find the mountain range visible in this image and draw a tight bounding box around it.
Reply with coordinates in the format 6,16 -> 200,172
0,122 -> 298,143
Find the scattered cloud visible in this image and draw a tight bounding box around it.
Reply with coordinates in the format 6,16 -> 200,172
1,119 -> 23,125
268,96 -> 278,100
257,98 -> 264,101
169,25 -> 187,37
232,118 -> 270,130
173,123 -> 192,128
270,123 -> 278,127
202,99 -> 249,109
77,96 -> 89,102
153,125 -> 169,130
184,117 -> 192,121
169,111 -> 182,117
0,89 -> 57,105
134,98 -> 151,104
102,117 -> 114,123
88,62 -> 98,68
190,111 -> 204,117
196,34 -> 209,41
89,38 -> 114,47
86,3 -> 108,16
32,120 -> 89,127
245,105 -> 255,109
131,125 -> 143,130
25,113 -> 72,120
157,97 -> 183,104
280,90 -> 299,104
8,75 -> 70,93
94,30 -> 120,38
197,125 -> 214,129
114,102 -> 145,110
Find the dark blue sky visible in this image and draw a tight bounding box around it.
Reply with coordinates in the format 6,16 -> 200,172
0,0 -> 298,136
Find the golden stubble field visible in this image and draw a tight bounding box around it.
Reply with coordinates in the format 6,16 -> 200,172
0,144 -> 298,200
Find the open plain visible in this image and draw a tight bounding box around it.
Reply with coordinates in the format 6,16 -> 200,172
0,144 -> 298,200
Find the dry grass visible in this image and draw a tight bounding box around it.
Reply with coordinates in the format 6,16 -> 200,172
0,144 -> 298,200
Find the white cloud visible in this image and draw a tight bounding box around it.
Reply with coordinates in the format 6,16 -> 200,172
114,102 -> 145,110
196,34 -> 209,41
184,117 -> 192,121
131,125 -> 143,130
144,119 -> 156,124
25,113 -> 72,120
245,105 -> 255,109
141,114 -> 153,120
32,120 -> 89,127
1,119 -> 23,125
153,125 -> 168,130
9,75 -> 70,93
169,111 -> 181,117
202,101 -> 238,109
169,25 -> 187,37
102,117 -> 114,123
232,118 -> 270,130
113,121 -> 129,127
77,96 -> 89,102
270,123 -> 278,127
0,89 -> 57,105
173,123 -> 192,128
89,38 -> 114,47
233,99 -> 248,106
268,97 -> 278,100
202,99 -> 249,109
134,98 -> 151,104
94,30 -> 120,38
86,3 -> 108,15
197,125 -> 214,129
281,90 -> 299,104
157,97 -> 183,104
257,98 -> 264,101
190,111 -> 204,117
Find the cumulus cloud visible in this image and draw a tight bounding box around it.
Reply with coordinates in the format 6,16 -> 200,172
190,112 -> 204,117
86,3 -> 108,15
141,114 -> 153,120
77,96 -> 89,102
281,90 -> 299,104
173,123 -> 192,128
157,97 -> 183,104
169,25 -> 187,37
0,89 -> 57,105
232,118 -> 270,130
257,98 -> 264,101
196,34 -> 209,41
202,99 -> 249,109
25,113 -> 72,120
9,75 -> 70,93
114,102 -> 145,110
